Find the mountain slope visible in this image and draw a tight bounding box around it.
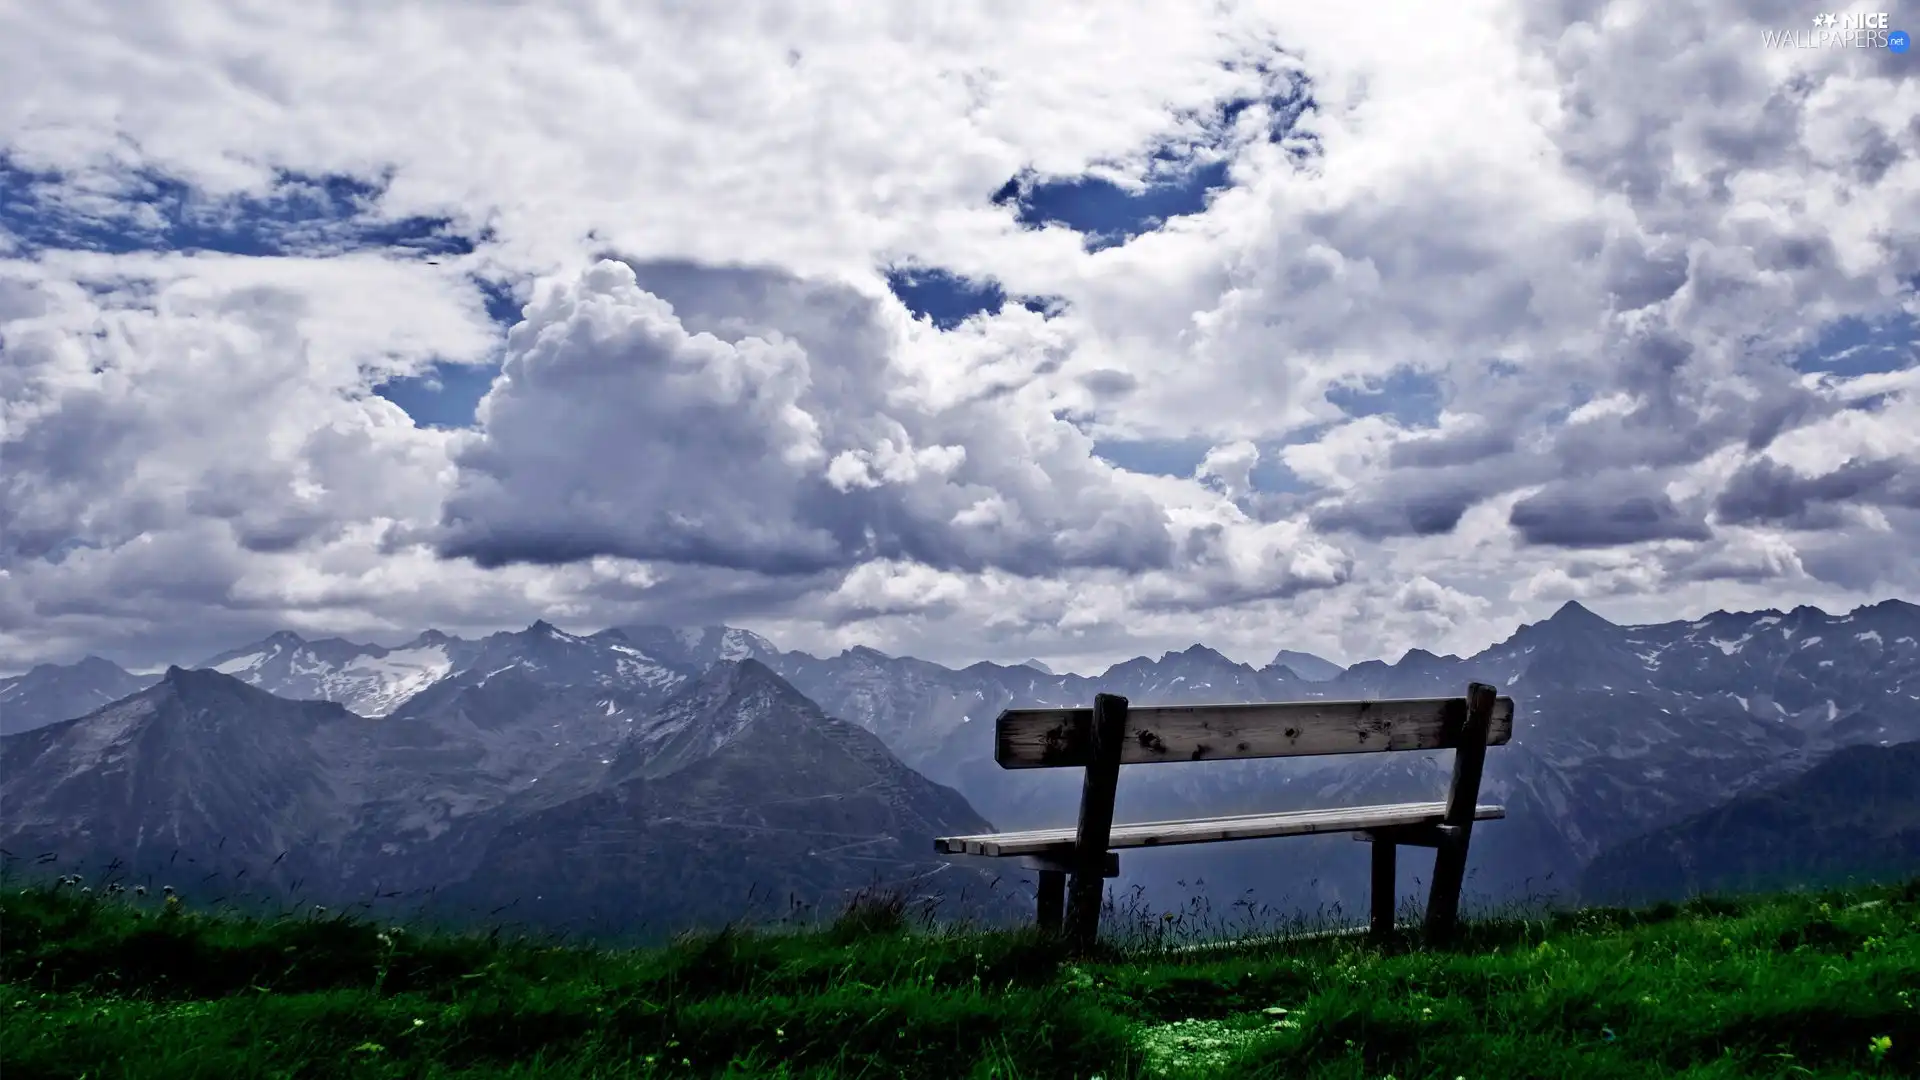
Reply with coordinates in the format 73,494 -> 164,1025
0,667 -> 370,885
1268,649 -> 1344,682
613,624 -> 781,670
0,656 -> 158,735
1578,739 -> 1920,905
438,660 -> 1010,938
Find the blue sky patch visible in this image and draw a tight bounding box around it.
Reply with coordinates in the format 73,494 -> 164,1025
373,359 -> 502,429
1092,437 -> 1216,477
1793,312 -> 1918,378
994,160 -> 1234,253
884,265 -> 1062,329
371,276 -> 524,428
0,156 -> 482,259
991,71 -> 1317,253
1092,436 -> 1316,495
1324,368 -> 1445,427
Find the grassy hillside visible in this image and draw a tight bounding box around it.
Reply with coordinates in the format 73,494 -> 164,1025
3,868 -> 1917,1079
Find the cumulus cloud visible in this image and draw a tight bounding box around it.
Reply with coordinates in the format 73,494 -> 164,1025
1,0 -> 1917,673
438,259 -> 1184,576
1195,440 -> 1259,499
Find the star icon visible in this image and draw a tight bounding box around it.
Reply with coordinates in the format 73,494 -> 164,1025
1813,13 -> 1828,25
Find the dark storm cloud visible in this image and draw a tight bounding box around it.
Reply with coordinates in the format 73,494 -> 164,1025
1714,455 -> 1920,527
1508,475 -> 1712,548
1311,484 -> 1487,540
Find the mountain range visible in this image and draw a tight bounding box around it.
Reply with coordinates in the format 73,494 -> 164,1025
0,652 -> 1009,938
2,599 -> 1916,935
0,656 -> 157,736
1578,737 -> 1920,905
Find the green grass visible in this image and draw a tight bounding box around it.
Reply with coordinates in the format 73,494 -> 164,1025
3,869 -> 1917,1079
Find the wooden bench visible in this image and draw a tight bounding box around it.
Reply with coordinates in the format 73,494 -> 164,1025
935,682 -> 1512,948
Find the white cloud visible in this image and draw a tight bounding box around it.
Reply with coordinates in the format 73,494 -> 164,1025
1,0 -> 1916,673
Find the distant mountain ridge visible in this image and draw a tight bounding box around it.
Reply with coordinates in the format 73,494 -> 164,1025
0,659 -> 1001,938
0,656 -> 158,735
6,598 -> 1916,929
1270,649 -> 1344,682
0,667 -> 371,890
1579,738 -> 1920,905
439,660 -> 1011,936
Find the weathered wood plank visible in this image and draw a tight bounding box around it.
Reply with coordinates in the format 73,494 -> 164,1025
1425,682 -> 1498,944
1065,693 -> 1127,949
1019,851 -> 1119,877
934,801 -> 1505,858
1370,837 -> 1397,939
1352,823 -> 1457,849
1035,869 -> 1065,931
992,695 -> 1515,769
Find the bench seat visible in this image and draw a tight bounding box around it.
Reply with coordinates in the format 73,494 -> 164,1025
937,800 -> 1506,857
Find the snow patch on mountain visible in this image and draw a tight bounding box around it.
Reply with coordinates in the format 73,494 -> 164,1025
717,629 -> 763,661
196,633 -> 464,717
615,657 -> 681,687
338,644 -> 458,715
212,649 -> 274,675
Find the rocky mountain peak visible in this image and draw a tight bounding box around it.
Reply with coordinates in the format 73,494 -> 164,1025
1172,643 -> 1234,664
608,659 -> 825,781
157,664 -> 304,710
690,658 -> 813,714
1266,649 -> 1343,682
1545,599 -> 1613,628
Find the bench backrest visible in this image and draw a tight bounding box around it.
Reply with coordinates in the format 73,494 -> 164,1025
994,694 -> 1515,769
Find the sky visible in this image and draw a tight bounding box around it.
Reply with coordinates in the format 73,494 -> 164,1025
2,0 -> 1917,676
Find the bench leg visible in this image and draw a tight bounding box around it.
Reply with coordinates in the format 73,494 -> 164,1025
1425,825 -> 1472,944
1064,693 -> 1128,952
1370,838 -> 1396,939
1425,682 -> 1496,946
1036,869 -> 1066,932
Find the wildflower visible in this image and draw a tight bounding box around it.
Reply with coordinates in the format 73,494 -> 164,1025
1869,1035 -> 1892,1062
134,885 -> 147,897
162,885 -> 175,895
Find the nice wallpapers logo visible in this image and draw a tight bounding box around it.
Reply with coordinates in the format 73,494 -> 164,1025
1761,12 -> 1910,51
